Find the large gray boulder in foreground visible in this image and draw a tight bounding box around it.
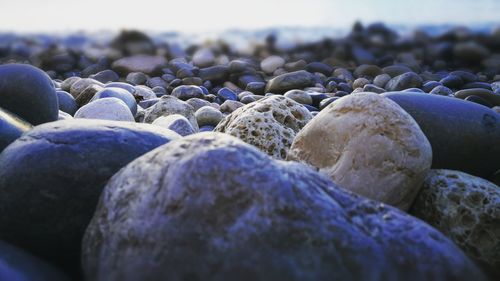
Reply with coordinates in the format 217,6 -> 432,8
82,132 -> 485,281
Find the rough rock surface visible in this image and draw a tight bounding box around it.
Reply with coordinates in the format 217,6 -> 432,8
410,169 -> 500,279
82,133 -> 484,281
141,95 -> 199,130
288,93 -> 432,210
215,95 -> 312,159
0,119 -> 179,276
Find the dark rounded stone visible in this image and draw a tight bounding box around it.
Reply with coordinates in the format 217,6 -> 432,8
217,87 -> 238,102
337,82 -> 352,93
303,104 -> 319,112
56,90 -> 78,115
245,82 -> 266,95
319,97 -> 339,110
198,65 -> 229,82
305,62 -> 333,76
265,70 -> 315,94
384,92 -> 500,178
450,71 -> 478,83
0,240 -> 69,281
422,81 -> 442,93
126,72 -> 148,85
0,119 -> 180,277
91,87 -> 138,115
465,95 -> 494,108
430,85 -> 453,96
171,85 -> 205,101
0,64 -> 58,125
382,65 -> 413,77
146,77 -> 168,89
440,75 -> 463,89
0,107 -> 32,152
363,84 -> 385,93
462,82 -> 492,90
307,92 -> 329,108
82,133 -> 485,281
455,88 -> 500,106
353,64 -> 383,78
385,72 -> 423,91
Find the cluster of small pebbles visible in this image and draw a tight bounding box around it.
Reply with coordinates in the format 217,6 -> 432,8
0,24 -> 499,280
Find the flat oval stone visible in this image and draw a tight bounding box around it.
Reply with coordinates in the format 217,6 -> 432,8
455,88 -> 500,106
75,97 -> 135,122
0,107 -> 32,152
81,132 -> 484,281
171,85 -> 205,101
0,119 -> 180,276
265,70 -> 315,94
0,64 -> 58,125
195,106 -> 223,127
385,72 -> 423,91
384,92 -> 500,178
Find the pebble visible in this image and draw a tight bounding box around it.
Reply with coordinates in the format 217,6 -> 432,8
141,95 -> 199,130
410,169 -> 500,279
220,100 -> 244,113
56,90 -> 78,115
75,97 -> 135,121
152,114 -> 196,136
89,69 -> 119,83
81,132 -> 484,281
171,85 -> 205,100
260,55 -> 285,74
126,71 -> 148,85
0,64 -> 58,125
455,88 -> 500,106
385,72 -> 423,91
284,89 -> 313,105
385,92 -> 500,178
430,85 -> 453,96
373,73 -> 391,88
0,107 -> 32,152
288,93 -> 432,210
215,95 -> 312,159
216,87 -> 238,102
265,70 -> 315,94
0,119 -> 179,276
195,106 -> 223,126
186,97 -> 211,111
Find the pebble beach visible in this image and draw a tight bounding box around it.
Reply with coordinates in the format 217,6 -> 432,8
0,22 -> 499,281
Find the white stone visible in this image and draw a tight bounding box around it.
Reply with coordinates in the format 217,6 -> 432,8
260,55 -> 285,74
192,48 -> 215,68
287,92 -> 432,210
74,98 -> 134,122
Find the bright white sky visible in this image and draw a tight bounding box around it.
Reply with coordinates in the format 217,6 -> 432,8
0,0 -> 498,32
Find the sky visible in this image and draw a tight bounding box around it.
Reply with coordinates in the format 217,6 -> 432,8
1,0 -> 499,33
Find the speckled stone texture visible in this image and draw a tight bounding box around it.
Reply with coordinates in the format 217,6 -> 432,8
140,95 -> 199,130
82,133 -> 484,281
288,93 -> 432,210
410,169 -> 500,279
215,95 -> 312,159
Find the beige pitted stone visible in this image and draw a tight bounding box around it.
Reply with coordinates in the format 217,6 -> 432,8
215,95 -> 312,159
287,92 -> 432,210
141,95 -> 199,131
410,169 -> 500,278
